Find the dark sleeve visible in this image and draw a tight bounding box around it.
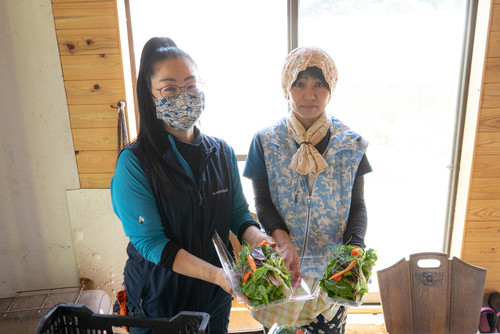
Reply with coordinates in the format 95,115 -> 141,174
356,154 -> 372,177
343,175 -> 368,248
158,242 -> 182,270
252,178 -> 289,235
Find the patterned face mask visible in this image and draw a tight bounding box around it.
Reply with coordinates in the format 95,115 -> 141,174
155,91 -> 205,131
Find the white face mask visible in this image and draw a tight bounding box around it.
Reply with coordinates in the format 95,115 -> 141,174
155,91 -> 205,131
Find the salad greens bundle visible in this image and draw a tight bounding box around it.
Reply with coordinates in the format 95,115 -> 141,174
233,241 -> 291,307
270,326 -> 307,334
319,244 -> 377,302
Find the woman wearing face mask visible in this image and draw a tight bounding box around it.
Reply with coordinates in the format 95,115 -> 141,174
111,37 -> 273,334
243,47 -> 372,333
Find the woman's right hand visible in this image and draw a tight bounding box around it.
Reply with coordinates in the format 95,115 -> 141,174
271,230 -> 303,284
213,267 -> 233,295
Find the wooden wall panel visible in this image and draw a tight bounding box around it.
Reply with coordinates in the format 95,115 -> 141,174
73,128 -> 117,151
79,173 -> 114,188
52,0 -> 127,188
52,2 -> 117,30
65,79 -> 124,105
484,58 -> 500,83
470,178 -> 500,200
482,83 -> 500,108
475,130 -> 500,153
467,200 -> 500,221
473,155 -> 500,177
56,29 -> 120,56
461,1 -> 500,293
61,54 -> 123,80
75,151 -> 116,173
478,107 -> 500,130
68,105 -> 117,128
53,0 -> 113,3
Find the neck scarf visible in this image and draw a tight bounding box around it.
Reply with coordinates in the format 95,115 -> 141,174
286,112 -> 331,177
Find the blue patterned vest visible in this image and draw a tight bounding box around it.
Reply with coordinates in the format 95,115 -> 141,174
258,116 -> 368,278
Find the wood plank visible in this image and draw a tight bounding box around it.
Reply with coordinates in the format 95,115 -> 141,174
493,4 -> 500,32
486,281 -> 500,293
345,323 -> 388,334
463,221 -> 500,242
473,155 -> 500,177
61,54 -> 123,80
465,261 -> 500,287
482,83 -> 500,109
79,173 -> 113,189
73,127 -> 117,151
56,28 -> 119,56
478,107 -> 500,131
348,307 -> 383,315
467,200 -> 500,221
69,104 -> 118,128
52,2 -> 117,30
470,178 -> 500,200
474,130 -> 500,154
488,31 -> 500,58
53,0 -> 113,3
485,58 -> 500,84
461,241 -> 500,263
75,150 -> 117,173
65,79 -> 124,105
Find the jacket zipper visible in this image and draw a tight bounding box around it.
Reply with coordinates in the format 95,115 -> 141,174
272,140 -> 317,270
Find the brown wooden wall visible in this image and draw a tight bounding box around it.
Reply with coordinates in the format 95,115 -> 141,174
51,0 -> 127,188
462,0 -> 500,293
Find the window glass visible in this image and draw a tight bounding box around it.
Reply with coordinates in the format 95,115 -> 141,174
299,0 -> 468,278
128,0 -> 469,293
128,0 -> 288,157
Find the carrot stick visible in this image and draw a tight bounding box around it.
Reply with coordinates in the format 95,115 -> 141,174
329,260 -> 358,281
248,254 -> 257,272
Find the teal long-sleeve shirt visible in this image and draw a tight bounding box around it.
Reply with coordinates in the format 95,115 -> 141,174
110,134 -> 257,267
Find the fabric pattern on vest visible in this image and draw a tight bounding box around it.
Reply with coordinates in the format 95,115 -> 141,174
258,116 -> 368,278
123,134 -> 235,318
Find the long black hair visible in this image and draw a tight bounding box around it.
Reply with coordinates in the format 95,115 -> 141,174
134,37 -> 198,198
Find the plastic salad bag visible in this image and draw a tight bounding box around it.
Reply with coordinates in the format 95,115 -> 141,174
268,323 -> 309,334
319,243 -> 377,307
212,231 -> 315,309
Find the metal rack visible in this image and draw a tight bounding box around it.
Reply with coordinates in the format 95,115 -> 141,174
2,285 -> 84,317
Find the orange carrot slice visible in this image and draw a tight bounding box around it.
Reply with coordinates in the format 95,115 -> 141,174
329,260 -> 358,281
248,254 -> 257,272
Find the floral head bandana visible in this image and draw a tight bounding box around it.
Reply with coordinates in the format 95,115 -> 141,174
281,46 -> 338,98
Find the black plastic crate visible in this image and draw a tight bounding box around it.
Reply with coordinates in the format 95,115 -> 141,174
35,303 -> 210,334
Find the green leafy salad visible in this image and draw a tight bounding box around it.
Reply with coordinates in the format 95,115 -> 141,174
319,244 -> 377,303
233,241 -> 291,307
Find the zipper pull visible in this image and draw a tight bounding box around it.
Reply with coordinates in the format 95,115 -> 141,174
198,191 -> 203,206
307,196 -> 311,204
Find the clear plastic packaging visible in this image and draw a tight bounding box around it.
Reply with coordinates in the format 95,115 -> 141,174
317,245 -> 377,308
212,232 -> 315,309
268,323 -> 309,334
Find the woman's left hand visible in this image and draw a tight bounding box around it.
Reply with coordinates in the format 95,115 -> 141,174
242,225 -> 276,248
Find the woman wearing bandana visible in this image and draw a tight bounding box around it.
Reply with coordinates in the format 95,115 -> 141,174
111,37 -> 273,334
243,47 -> 372,333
